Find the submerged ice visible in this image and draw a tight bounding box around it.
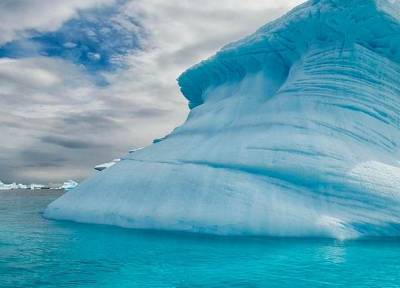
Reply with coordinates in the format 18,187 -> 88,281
45,0 -> 400,239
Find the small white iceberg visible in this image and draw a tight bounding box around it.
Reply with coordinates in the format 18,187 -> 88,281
60,180 -> 79,191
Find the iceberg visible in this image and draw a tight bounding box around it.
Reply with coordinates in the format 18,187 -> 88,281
45,0 -> 400,239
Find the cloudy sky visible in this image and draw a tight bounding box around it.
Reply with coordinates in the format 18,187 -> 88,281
0,0 -> 303,183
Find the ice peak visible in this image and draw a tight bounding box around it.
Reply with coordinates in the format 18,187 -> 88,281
178,0 -> 400,109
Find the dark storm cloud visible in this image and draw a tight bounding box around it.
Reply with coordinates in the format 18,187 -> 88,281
60,111 -> 121,132
18,150 -> 68,167
40,135 -> 109,149
131,107 -> 171,118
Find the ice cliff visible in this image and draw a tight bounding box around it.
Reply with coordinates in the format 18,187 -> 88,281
45,0 -> 400,239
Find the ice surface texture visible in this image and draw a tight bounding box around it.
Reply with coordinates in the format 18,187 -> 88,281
45,0 -> 400,239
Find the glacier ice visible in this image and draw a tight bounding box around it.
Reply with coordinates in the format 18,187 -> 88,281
45,0 -> 400,239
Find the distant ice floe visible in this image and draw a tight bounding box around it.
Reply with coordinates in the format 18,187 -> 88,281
0,180 -> 78,191
0,181 -> 28,190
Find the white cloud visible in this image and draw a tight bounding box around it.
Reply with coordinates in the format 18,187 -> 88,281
0,58 -> 62,88
101,0 -> 306,143
0,0 -> 305,182
97,0 -> 306,145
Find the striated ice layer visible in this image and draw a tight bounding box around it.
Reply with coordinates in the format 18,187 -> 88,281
45,0 -> 400,239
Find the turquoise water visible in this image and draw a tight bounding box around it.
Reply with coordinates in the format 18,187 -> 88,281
1,190 -> 400,288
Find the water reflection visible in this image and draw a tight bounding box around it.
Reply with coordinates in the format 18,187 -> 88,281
317,241 -> 346,264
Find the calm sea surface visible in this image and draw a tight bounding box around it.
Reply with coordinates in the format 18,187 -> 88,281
1,189 -> 400,288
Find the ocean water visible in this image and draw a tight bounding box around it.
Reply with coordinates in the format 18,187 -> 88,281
1,190 -> 400,288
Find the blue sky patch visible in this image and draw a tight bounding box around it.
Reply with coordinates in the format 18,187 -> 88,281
0,2 -> 141,79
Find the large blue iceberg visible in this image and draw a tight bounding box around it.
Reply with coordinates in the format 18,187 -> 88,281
45,0 -> 400,239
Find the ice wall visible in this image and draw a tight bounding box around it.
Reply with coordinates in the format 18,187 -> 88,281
45,0 -> 400,239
